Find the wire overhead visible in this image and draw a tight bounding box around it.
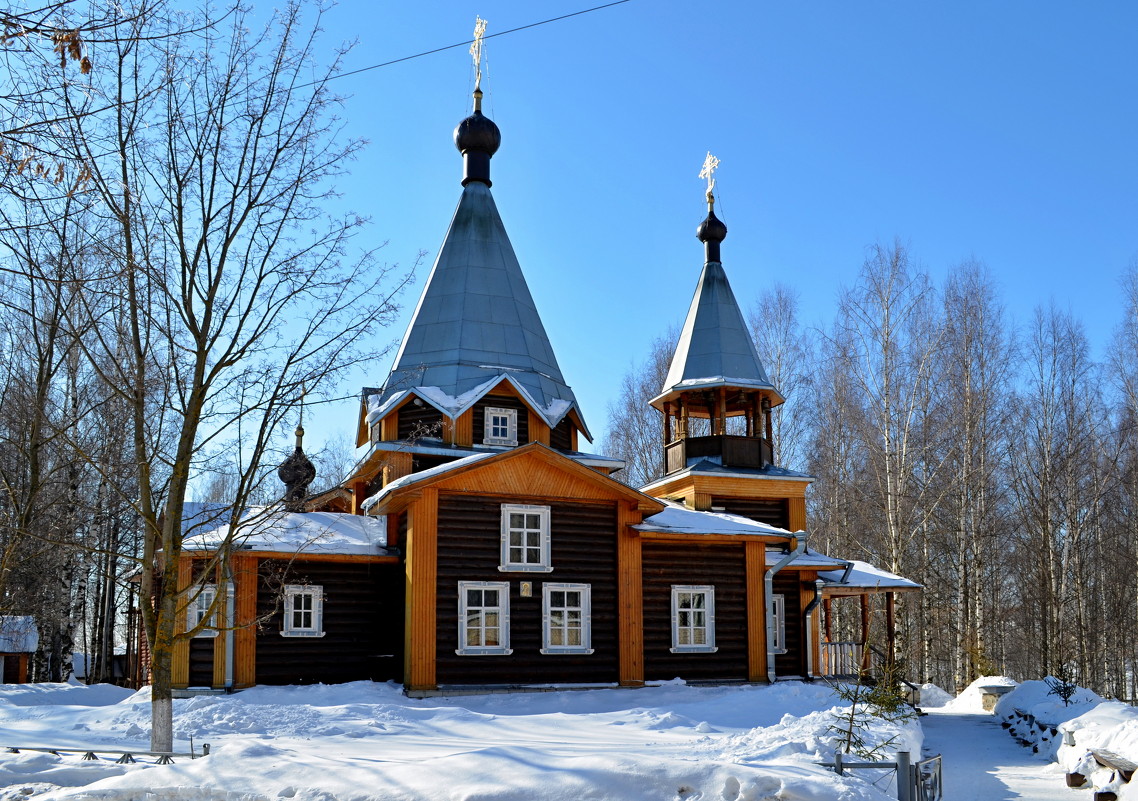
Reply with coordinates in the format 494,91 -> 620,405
327,0 -> 634,85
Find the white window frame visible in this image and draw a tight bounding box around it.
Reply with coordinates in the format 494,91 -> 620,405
541,583 -> 593,654
457,581 -> 512,655
484,406 -> 518,446
498,504 -> 553,572
670,585 -> 717,653
187,584 -> 219,638
281,585 -> 325,638
769,593 -> 787,654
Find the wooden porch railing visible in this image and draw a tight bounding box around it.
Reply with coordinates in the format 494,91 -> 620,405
820,641 -> 865,678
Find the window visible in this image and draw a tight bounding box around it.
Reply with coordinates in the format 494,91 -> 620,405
282,585 -> 325,637
769,593 -> 787,654
484,406 -> 518,446
457,581 -> 511,655
499,504 -> 552,572
541,583 -> 593,654
670,585 -> 716,653
188,584 -> 219,638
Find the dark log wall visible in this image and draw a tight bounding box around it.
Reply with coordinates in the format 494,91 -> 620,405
472,396 -> 529,446
773,572 -> 804,676
711,496 -> 789,530
550,418 -> 573,452
434,494 -> 618,685
188,638 -> 214,686
398,403 -> 443,440
641,542 -> 748,681
255,560 -> 405,684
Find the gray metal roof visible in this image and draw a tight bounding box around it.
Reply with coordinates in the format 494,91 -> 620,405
379,181 -> 585,432
656,261 -> 782,403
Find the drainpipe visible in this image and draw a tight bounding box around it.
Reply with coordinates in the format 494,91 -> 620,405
222,561 -> 235,690
766,534 -> 806,683
803,578 -> 826,679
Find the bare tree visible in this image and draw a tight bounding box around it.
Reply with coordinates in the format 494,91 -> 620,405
748,283 -> 813,471
38,0 -> 408,750
603,329 -> 675,488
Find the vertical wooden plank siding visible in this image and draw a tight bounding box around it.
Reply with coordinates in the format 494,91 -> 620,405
454,411 -> 474,446
405,489 -> 438,691
351,480 -> 367,514
383,451 -> 414,486
381,415 -> 398,441
617,500 -> 644,686
171,558 -> 192,688
529,411 -> 550,445
233,553 -> 258,687
788,498 -> 806,531
694,492 -> 712,511
745,541 -> 767,682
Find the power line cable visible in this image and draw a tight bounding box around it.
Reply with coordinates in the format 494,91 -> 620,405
318,0 -> 634,86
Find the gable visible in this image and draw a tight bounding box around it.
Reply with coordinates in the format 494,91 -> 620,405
430,447 -> 654,507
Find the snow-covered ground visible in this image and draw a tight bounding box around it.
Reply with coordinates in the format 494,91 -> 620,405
0,680 -> 921,801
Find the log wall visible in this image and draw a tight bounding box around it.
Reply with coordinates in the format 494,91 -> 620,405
255,559 -> 404,684
434,494 -> 619,685
641,542 -> 748,682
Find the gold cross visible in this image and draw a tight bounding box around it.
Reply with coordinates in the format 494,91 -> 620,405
699,151 -> 721,197
471,17 -> 488,91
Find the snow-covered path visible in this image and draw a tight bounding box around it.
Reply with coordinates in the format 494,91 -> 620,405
920,708 -> 1071,800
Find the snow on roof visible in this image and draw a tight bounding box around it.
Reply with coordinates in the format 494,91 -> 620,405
635,502 -> 792,538
820,560 -> 921,591
184,509 -> 391,556
365,374 -> 586,437
361,451 -> 497,512
0,616 -> 38,653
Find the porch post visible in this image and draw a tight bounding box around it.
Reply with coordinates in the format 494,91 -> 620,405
859,594 -> 871,674
886,591 -> 896,664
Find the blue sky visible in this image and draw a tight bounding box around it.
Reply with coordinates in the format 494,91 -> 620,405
302,1 -> 1138,453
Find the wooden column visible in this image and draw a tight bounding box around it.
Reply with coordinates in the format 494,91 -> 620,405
745,541 -> 768,682
351,480 -> 367,514
788,498 -> 807,532
171,558 -> 192,688
405,489 -> 439,691
823,597 -> 833,642
859,594 -> 871,674
617,500 -> 644,686
717,389 -> 727,435
886,592 -> 896,664
663,401 -> 672,447
232,553 -> 258,688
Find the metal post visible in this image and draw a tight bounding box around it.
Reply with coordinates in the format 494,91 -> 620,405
834,750 -> 843,776
896,751 -> 912,801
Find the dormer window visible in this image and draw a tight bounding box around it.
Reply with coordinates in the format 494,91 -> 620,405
484,407 -> 518,446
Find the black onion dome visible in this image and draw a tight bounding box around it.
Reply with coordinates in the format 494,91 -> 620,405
454,109 -> 501,156
696,208 -> 728,244
278,426 -> 316,512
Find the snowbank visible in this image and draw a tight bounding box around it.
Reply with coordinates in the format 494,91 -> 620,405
0,680 -> 921,801
941,675 -> 1017,713
916,683 -> 953,708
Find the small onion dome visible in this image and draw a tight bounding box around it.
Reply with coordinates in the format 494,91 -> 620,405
278,425 -> 316,512
696,194 -> 728,263
454,89 -> 501,187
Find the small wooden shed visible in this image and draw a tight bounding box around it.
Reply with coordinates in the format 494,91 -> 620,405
0,616 -> 38,683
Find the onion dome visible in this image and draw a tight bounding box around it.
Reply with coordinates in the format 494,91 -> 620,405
696,192 -> 728,264
278,424 -> 316,512
454,88 -> 501,187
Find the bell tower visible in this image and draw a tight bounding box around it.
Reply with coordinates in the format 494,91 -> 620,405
642,155 -> 810,531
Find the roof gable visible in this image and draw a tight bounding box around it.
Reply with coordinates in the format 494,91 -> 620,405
377,182 -> 586,432
367,442 -> 662,514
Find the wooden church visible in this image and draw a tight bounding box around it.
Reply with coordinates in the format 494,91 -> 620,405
165,76 -> 917,695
